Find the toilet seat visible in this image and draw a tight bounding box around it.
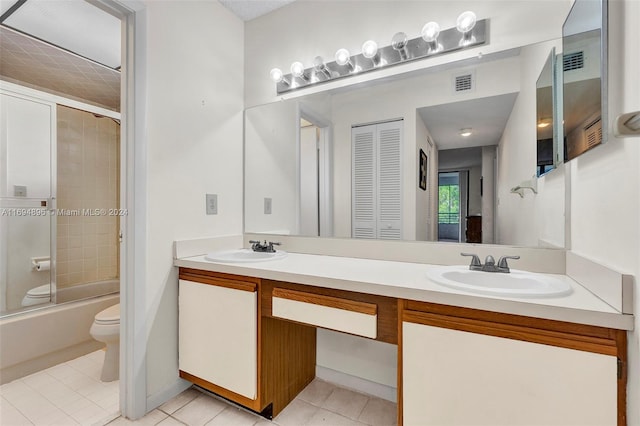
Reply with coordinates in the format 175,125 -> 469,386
94,303 -> 120,325
26,284 -> 51,298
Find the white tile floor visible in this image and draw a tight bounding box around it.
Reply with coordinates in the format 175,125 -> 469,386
108,379 -> 397,426
1,350 -> 397,426
0,350 -> 120,426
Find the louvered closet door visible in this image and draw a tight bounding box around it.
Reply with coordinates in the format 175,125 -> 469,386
376,121 -> 402,239
352,120 -> 402,239
352,126 -> 377,238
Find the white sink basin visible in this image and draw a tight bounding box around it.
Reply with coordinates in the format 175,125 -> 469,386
204,248 -> 287,263
427,265 -> 573,298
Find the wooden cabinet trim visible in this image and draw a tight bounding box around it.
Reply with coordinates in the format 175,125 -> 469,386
272,287 -> 377,315
404,299 -> 618,340
403,309 -> 618,357
179,269 -> 257,292
180,370 -> 264,412
262,279 -> 397,344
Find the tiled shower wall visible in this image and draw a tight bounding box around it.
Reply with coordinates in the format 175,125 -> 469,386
56,106 -> 119,288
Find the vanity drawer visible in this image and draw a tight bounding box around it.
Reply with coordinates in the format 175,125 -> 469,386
272,288 -> 377,338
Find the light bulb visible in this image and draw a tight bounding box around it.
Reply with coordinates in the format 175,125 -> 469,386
456,11 -> 477,34
270,68 -> 284,83
421,22 -> 440,42
313,56 -> 331,79
460,128 -> 472,137
362,40 -> 378,59
335,48 -> 351,66
392,32 -> 409,60
290,61 -> 305,78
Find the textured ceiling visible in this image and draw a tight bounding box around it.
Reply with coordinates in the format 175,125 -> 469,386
0,26 -> 120,111
218,0 -> 296,21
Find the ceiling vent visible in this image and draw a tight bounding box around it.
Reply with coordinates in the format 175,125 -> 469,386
453,71 -> 475,94
563,51 -> 584,71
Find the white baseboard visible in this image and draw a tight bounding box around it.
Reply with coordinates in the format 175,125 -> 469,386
146,377 -> 192,413
316,365 -> 397,402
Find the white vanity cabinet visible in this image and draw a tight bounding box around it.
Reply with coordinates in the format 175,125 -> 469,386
178,272 -> 258,401
400,301 -> 626,426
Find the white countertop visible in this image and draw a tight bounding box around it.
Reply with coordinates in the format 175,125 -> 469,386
175,251 -> 634,330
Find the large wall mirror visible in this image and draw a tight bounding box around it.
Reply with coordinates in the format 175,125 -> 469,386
562,0 -> 607,161
536,48 -> 558,177
245,34 -> 572,249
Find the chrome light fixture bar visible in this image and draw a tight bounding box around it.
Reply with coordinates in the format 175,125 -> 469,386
272,17 -> 487,94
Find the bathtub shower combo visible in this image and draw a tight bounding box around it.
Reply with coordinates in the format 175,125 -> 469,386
0,90 -> 121,383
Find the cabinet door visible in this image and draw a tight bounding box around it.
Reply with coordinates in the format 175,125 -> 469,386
179,279 -> 257,399
402,321 -> 617,426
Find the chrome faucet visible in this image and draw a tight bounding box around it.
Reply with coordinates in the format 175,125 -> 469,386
461,253 -> 520,273
249,240 -> 281,253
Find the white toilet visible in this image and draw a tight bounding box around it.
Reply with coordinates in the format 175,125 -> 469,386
21,284 -> 52,307
90,303 -> 120,382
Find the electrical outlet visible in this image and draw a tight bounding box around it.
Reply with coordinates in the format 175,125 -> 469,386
264,197 -> 272,215
206,194 -> 218,215
14,185 -> 27,197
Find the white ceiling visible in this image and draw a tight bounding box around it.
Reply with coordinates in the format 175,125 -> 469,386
218,0 -> 296,21
418,93 -> 519,150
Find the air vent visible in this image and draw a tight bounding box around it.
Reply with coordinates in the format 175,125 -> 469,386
563,51 -> 584,71
454,73 -> 474,92
584,118 -> 602,148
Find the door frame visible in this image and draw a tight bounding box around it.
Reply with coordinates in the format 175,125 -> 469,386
296,104 -> 333,237
90,0 -> 148,419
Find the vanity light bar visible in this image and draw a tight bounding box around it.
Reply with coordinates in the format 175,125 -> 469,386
272,18 -> 488,95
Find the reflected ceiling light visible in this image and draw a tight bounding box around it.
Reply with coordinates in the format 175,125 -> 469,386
362,40 -> 380,66
460,128 -> 472,137
537,119 -> 551,128
290,61 -> 309,81
391,32 -> 409,60
313,56 -> 332,80
269,67 -> 289,85
335,48 -> 354,70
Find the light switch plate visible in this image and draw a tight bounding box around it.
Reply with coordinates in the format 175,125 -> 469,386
14,185 -> 27,197
206,194 -> 217,215
264,197 -> 272,215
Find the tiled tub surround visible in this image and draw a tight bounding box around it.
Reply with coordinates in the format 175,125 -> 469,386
57,105 -> 119,289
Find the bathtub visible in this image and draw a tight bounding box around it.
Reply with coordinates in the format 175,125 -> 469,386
0,280 -> 119,384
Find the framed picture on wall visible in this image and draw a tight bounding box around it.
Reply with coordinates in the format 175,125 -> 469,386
419,149 -> 427,191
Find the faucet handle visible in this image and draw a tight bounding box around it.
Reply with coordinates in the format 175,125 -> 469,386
269,241 -> 281,246
249,240 -> 261,244
484,255 -> 496,266
497,255 -> 520,270
460,252 -> 481,268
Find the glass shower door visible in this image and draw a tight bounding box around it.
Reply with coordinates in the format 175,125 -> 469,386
0,91 -> 56,315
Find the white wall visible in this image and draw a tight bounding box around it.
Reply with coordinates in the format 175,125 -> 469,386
468,165 -> 482,215
245,101 -> 298,234
415,113 -> 436,241
481,146 -> 496,243
143,0 -> 244,400
496,39 -> 564,246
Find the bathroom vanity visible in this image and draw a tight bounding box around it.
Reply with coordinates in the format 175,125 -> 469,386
175,248 -> 631,425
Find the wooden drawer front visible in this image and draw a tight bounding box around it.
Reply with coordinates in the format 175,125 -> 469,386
272,288 -> 377,338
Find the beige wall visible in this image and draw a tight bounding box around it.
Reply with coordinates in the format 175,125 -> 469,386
56,105 -> 119,289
